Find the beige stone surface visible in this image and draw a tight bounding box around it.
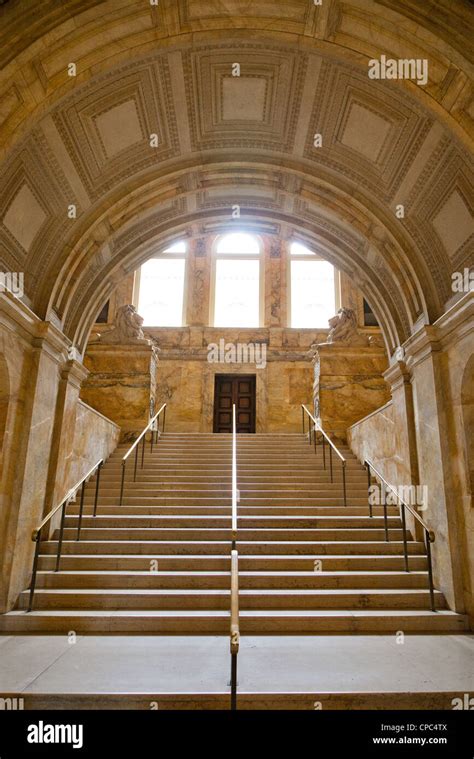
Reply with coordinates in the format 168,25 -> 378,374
81,344 -> 158,437
313,344 -> 390,441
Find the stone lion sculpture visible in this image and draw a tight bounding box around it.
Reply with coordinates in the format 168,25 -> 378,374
100,305 -> 150,345
326,308 -> 369,346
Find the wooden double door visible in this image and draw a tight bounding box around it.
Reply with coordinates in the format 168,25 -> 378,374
213,374 -> 256,433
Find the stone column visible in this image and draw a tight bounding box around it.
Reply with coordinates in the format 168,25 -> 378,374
382,360 -> 421,538
404,326 -> 465,612
264,238 -> 286,328
43,359 -> 89,520
0,294 -> 70,611
186,236 -> 211,327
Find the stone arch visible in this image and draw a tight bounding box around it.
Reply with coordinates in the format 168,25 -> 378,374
461,354 -> 474,497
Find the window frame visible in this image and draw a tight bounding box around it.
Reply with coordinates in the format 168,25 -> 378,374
210,232 -> 264,328
133,242 -> 188,327
287,241 -> 341,329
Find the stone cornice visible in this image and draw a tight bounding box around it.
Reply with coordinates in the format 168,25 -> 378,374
404,292 -> 474,367
383,360 -> 412,391
60,359 -> 89,389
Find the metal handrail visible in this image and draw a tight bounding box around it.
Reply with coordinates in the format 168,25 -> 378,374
230,404 -> 239,709
28,458 -> 104,612
230,548 -> 240,711
231,404 -> 238,541
301,405 -> 347,507
119,403 -> 167,505
365,458 -> 435,611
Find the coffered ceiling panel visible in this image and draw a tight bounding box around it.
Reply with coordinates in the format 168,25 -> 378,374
183,46 -> 307,150
50,60 -> 180,201
304,61 -> 433,202
432,188 -> 474,261
2,183 -> 46,253
178,0 -> 312,31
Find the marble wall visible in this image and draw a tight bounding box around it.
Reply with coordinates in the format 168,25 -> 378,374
149,327 -> 320,433
350,293 -> 474,626
0,294 -> 69,611
314,344 -> 390,441
69,400 -> 120,486
0,293 -> 120,612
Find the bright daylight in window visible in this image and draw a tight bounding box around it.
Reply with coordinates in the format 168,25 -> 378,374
137,241 -> 186,326
213,233 -> 260,328
290,242 -> 336,328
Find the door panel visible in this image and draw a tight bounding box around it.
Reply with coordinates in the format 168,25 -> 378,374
213,375 -> 256,433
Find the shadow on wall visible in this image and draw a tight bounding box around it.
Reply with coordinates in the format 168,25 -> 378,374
461,355 -> 474,501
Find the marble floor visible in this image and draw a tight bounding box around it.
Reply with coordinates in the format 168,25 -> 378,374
0,634 -> 473,697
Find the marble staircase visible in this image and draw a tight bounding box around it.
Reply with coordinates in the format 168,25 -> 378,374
0,433 -> 467,634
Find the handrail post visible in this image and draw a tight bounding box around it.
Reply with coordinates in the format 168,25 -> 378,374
366,462 -> 373,518
425,531 -> 436,612
55,499 -> 67,571
141,434 -> 146,468
400,502 -> 409,572
329,445 -> 333,483
342,461 -> 347,507
119,461 -> 126,506
134,444 -> 138,481
27,529 -> 42,612
163,405 -> 166,432
382,485 -> 389,541
322,435 -> 326,469
76,481 -> 86,540
93,462 -> 102,518
302,406 -> 305,435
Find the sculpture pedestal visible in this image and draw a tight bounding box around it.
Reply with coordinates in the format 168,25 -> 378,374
81,344 -> 158,439
313,344 -> 390,441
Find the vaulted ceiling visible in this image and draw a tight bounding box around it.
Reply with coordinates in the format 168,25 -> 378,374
0,0 -> 472,353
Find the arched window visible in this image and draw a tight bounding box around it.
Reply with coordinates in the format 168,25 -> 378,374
289,241 -> 339,328
136,241 -> 187,326
211,233 -> 262,327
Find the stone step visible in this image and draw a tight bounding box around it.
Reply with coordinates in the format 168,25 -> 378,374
32,570 -> 431,590
39,539 -> 426,556
0,609 -> 466,634
83,484 -> 370,494
64,515 -> 402,529
55,527 -> 407,541
37,554 -> 428,571
8,691 -> 469,710
67,505 -> 398,517
81,497 -> 370,507
18,587 -> 444,610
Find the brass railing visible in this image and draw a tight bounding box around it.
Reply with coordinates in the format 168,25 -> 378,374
365,458 -> 436,612
230,403 -> 240,710
28,458 -> 103,612
301,405 -> 347,507
119,403 -> 167,505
